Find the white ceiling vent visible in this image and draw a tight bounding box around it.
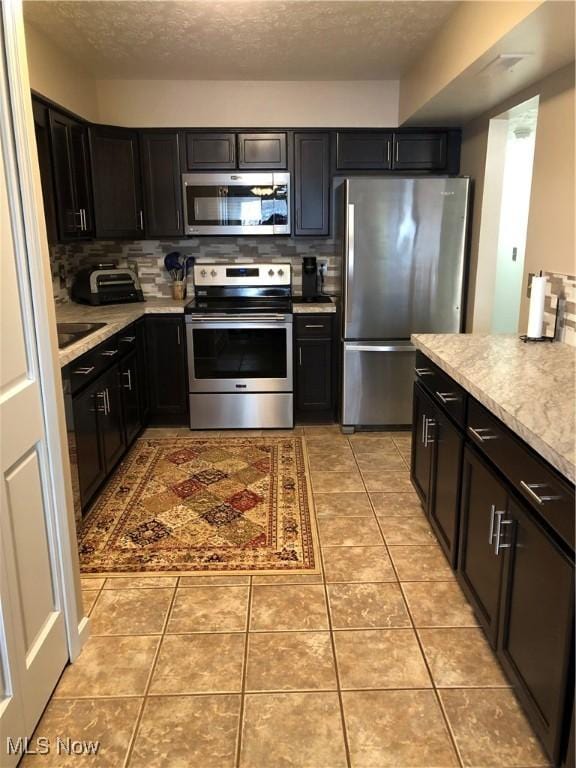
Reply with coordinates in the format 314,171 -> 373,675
478,53 -> 532,78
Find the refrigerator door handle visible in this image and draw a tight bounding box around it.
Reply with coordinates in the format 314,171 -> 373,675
346,344 -> 416,353
344,198 -> 355,328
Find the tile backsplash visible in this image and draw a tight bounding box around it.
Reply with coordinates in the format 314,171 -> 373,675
49,236 -> 341,304
543,271 -> 576,347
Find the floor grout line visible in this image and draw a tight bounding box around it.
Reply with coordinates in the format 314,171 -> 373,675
122,578 -> 180,768
234,575 -> 253,768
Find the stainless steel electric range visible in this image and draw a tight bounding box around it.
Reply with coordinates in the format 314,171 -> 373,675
185,263 -> 293,429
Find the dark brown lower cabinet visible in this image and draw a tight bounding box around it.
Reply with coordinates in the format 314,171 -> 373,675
498,497 -> 574,763
120,350 -> 141,445
146,316 -> 188,425
294,314 -> 336,423
72,378 -> 107,508
429,406 -> 463,567
410,383 -> 435,507
458,447 -> 507,646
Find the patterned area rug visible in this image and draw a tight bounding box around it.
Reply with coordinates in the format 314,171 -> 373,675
79,436 -> 319,575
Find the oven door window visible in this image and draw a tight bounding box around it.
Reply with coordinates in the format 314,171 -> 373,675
192,327 -> 287,378
185,184 -> 288,227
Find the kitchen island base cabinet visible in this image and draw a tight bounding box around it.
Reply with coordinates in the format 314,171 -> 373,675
458,447 -> 508,647
498,498 -> 574,764
146,316 -> 188,426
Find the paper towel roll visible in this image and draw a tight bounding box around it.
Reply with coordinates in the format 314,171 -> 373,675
527,275 -> 546,338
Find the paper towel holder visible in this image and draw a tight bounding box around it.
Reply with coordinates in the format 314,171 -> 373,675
519,300 -> 559,343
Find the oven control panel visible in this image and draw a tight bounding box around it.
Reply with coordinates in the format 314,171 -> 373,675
194,263 -> 291,287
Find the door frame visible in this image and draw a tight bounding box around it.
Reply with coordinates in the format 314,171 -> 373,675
2,2 -> 86,657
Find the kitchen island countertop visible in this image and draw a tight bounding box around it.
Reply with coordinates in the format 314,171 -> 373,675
411,333 -> 576,483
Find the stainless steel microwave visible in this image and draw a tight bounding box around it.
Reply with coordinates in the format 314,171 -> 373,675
182,172 -> 291,235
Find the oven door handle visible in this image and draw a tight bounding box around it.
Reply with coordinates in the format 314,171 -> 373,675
187,314 -> 289,322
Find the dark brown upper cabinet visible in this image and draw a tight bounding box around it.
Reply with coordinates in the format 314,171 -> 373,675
184,132 -> 236,170
294,132 -> 330,236
392,132 -> 447,171
336,131 -> 393,170
48,109 -> 94,240
238,132 -> 287,169
90,126 -> 144,239
141,131 -> 182,238
32,98 -> 58,244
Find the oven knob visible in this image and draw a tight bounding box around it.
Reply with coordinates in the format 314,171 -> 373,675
268,269 -> 275,276
278,269 -> 284,276
200,269 -> 207,277
211,270 -> 217,277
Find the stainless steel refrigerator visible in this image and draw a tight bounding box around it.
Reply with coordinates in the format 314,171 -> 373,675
336,176 -> 470,429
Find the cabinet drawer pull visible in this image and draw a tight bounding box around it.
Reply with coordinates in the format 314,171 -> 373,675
304,324 -> 325,328
123,369 -> 132,391
100,349 -> 118,357
415,367 -> 434,377
519,480 -> 561,505
73,366 -> 95,375
468,426 -> 498,443
120,335 -> 136,343
436,391 -> 460,403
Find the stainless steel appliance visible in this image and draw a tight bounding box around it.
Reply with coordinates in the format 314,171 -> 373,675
185,263 -> 293,429
337,176 -> 470,429
71,264 -> 144,305
182,172 -> 290,235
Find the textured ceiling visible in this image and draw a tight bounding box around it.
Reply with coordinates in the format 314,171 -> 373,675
23,0 -> 457,80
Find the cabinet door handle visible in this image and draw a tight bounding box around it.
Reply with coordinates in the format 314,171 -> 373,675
123,369 -> 132,391
305,324 -> 324,328
494,511 -> 513,556
176,209 -> 180,230
96,391 -> 106,414
73,366 -> 95,375
424,417 -> 436,448
299,347 -> 302,366
176,325 -> 181,345
104,388 -> 110,415
395,141 -> 399,164
74,210 -> 83,230
139,210 -> 144,230
468,426 -> 498,443
80,208 -> 87,231
436,391 -> 460,403
387,140 -> 391,165
100,349 -> 118,357
488,504 -> 496,545
415,367 -> 434,377
519,480 -> 561,505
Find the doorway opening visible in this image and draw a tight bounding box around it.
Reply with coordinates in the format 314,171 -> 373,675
476,95 -> 539,333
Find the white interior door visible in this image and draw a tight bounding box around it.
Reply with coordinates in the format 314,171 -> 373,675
0,11 -> 70,766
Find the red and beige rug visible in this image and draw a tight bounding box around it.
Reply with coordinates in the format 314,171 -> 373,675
79,436 -> 319,575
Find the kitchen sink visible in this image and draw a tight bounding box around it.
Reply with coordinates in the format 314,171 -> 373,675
56,322 -> 107,349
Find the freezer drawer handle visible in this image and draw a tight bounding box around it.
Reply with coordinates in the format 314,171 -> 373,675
348,345 -> 416,353
436,391 -> 460,403
415,367 -> 434,376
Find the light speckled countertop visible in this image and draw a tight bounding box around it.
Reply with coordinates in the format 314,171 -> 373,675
412,333 -> 576,483
57,296 -> 337,367
292,297 -> 338,314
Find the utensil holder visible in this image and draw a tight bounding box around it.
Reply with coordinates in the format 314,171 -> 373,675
172,281 -> 186,300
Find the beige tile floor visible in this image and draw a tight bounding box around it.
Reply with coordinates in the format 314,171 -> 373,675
25,427 -> 550,768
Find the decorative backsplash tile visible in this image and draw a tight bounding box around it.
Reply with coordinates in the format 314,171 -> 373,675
543,271 -> 576,347
49,236 -> 341,304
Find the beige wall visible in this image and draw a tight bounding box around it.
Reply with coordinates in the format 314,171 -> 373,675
25,22 -> 98,121
461,63 -> 575,332
399,1 -> 542,124
95,79 -> 400,128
